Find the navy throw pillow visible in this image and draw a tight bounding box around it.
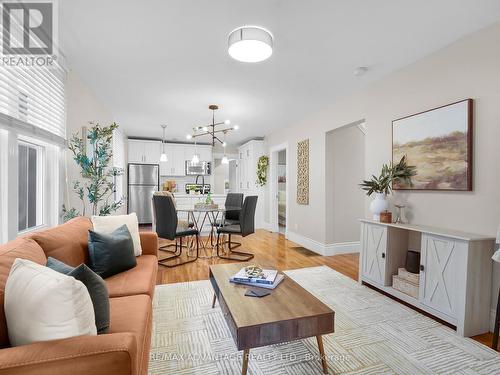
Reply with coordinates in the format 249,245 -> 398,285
87,224 -> 137,279
46,257 -> 110,334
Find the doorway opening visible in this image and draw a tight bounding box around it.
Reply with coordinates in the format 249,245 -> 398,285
325,120 -> 365,252
269,143 -> 289,237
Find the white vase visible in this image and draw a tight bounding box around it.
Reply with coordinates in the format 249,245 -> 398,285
370,193 -> 389,221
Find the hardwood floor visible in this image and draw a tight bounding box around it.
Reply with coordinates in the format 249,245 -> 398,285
155,229 -> 359,284
151,228 -> 497,351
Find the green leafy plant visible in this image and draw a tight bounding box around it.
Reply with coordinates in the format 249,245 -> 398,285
62,122 -> 124,221
360,155 -> 417,196
256,155 -> 269,186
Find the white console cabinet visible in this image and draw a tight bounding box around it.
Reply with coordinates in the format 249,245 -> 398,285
359,219 -> 495,337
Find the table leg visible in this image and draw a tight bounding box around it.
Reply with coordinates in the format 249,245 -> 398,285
241,349 -> 249,375
316,335 -> 328,374
211,293 -> 217,308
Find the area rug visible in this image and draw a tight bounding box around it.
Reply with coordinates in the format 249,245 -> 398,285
149,266 -> 499,374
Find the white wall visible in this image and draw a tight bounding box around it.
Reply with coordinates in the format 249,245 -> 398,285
325,124 -> 365,244
65,71 -> 127,216
265,21 -> 500,311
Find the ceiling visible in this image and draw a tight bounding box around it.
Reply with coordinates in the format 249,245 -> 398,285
60,0 -> 500,146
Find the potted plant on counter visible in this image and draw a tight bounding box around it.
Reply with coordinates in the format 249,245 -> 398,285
360,155 -> 416,221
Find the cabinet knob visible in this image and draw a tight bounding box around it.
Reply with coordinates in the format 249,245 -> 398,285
381,252 -> 385,258
420,264 -> 424,272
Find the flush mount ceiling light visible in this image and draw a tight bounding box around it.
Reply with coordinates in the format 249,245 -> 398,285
228,26 -> 273,63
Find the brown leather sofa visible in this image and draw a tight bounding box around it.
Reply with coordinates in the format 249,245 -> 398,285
0,217 -> 158,375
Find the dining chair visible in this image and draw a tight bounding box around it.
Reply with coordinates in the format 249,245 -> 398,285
218,193 -> 244,250
152,191 -> 194,253
153,194 -> 199,267
216,196 -> 257,261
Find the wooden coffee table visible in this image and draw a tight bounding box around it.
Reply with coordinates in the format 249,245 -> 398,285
209,263 -> 335,374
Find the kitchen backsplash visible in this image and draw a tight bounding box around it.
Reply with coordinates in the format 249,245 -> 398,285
160,175 -> 214,193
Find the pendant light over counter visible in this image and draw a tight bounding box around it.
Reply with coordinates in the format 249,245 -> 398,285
160,125 -> 168,162
228,26 -> 273,63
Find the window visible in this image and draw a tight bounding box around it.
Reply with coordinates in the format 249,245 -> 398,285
18,140 -> 43,232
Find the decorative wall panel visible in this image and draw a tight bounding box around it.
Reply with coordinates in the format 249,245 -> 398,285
297,139 -> 309,205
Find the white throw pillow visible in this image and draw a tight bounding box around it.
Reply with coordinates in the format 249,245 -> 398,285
5,258 -> 97,347
92,213 -> 142,256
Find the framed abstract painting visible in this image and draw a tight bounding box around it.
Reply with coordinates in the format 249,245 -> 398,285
392,99 -> 473,191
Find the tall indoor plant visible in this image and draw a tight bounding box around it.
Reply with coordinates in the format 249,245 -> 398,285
62,122 -> 124,221
360,155 -> 416,220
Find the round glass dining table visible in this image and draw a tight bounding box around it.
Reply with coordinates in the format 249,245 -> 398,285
175,205 -> 241,258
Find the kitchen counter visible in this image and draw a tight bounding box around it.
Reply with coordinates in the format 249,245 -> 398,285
173,194 -> 227,234
171,193 -> 227,199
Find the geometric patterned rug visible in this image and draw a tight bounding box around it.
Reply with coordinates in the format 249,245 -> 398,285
148,266 -> 500,374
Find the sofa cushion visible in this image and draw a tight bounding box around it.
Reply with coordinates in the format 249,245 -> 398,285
47,258 -> 111,335
109,295 -> 152,375
0,238 -> 46,348
105,255 -> 157,298
92,213 -> 142,256
5,258 -> 97,347
29,217 -> 92,267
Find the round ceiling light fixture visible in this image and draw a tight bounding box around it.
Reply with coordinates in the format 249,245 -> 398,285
228,26 -> 273,63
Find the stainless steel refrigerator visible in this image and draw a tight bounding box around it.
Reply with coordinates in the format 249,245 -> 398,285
128,164 -> 159,224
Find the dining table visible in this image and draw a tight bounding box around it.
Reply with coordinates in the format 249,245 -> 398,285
175,204 -> 241,258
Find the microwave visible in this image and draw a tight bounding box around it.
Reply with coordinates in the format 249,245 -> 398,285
185,160 -> 211,175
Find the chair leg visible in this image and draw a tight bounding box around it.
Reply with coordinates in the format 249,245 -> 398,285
158,235 -> 200,268
216,233 -> 254,261
159,239 -> 189,254
219,233 -> 242,251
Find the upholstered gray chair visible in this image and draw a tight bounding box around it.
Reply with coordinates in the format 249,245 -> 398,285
223,193 -> 244,224
216,195 -> 257,261
217,193 -> 244,249
153,194 -> 199,267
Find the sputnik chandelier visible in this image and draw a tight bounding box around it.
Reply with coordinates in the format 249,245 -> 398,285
186,105 -> 239,147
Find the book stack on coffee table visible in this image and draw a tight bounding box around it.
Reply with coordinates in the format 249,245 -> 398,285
229,267 -> 284,289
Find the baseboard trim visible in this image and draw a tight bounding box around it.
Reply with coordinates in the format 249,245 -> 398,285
324,241 -> 360,256
286,230 -> 326,255
286,230 -> 360,256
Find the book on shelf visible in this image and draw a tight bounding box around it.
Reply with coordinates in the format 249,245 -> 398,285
230,274 -> 285,290
231,268 -> 278,285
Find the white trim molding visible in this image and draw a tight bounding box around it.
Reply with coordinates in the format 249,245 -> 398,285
324,241 -> 360,256
287,230 -> 360,256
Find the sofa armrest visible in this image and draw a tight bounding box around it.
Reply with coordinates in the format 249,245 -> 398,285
139,232 -> 158,256
0,333 -> 138,375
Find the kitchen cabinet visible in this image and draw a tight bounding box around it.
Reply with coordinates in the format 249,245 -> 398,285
238,140 -> 261,191
160,144 -> 186,176
236,140 -> 265,228
183,144 -> 212,163
128,140 -> 161,164
359,219 -> 495,337
128,140 -> 212,176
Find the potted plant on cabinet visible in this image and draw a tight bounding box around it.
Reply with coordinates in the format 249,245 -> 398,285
360,155 -> 416,221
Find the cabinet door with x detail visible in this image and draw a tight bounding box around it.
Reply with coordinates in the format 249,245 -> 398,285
420,234 -> 465,319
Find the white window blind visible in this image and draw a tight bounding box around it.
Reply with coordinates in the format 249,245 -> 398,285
0,5 -> 66,140
0,64 -> 66,139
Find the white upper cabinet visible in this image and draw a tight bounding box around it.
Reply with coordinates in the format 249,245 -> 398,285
237,140 -> 264,191
128,140 -> 145,164
128,140 -> 213,176
143,141 -> 162,164
128,140 -> 161,164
